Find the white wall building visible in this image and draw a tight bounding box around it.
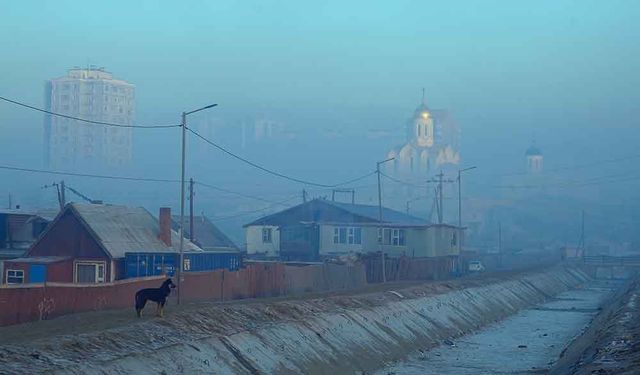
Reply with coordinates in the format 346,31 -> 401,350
44,67 -> 135,169
244,199 -> 462,261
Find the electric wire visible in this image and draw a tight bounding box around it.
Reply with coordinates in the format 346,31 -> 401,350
1,164 -> 307,208
0,164 -> 181,182
186,126 -> 376,188
194,181 -> 296,206
0,96 -> 180,128
379,172 -> 436,188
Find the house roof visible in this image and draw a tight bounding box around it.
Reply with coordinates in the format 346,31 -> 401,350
7,256 -> 70,264
171,215 -> 238,250
244,199 -> 428,227
36,203 -> 202,259
326,200 -> 426,225
0,208 -> 57,221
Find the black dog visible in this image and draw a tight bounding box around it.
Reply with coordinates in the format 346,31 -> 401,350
135,278 -> 176,317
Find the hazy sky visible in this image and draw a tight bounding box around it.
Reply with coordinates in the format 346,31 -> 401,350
2,1 -> 639,131
1,1 -> 639,242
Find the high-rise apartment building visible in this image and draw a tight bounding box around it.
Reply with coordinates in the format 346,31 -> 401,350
44,67 -> 135,169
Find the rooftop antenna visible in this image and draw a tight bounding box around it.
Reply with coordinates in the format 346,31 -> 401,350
421,87 -> 426,105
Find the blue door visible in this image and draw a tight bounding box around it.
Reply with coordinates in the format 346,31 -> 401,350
29,264 -> 47,283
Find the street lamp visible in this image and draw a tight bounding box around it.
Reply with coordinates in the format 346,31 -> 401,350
376,157 -> 394,283
177,103 -> 218,304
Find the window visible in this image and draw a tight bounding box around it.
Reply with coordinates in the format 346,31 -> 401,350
75,262 -> 106,283
333,227 -> 362,245
348,227 -> 362,244
378,228 -> 406,246
6,270 -> 24,284
262,227 -> 273,243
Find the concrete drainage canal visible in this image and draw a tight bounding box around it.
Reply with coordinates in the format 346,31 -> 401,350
372,278 -> 623,375
0,266 -> 631,375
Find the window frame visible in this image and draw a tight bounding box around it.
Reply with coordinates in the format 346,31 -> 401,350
378,228 -> 406,246
333,226 -> 362,245
262,227 -> 273,243
74,261 -> 107,283
6,269 -> 24,284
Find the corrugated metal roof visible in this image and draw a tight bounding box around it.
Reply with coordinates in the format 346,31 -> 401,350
245,199 -> 428,227
6,256 -> 70,264
171,215 -> 238,250
325,200 -> 427,225
71,203 -> 201,258
0,208 -> 58,223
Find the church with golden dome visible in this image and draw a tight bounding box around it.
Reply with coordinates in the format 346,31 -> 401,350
385,94 -> 461,180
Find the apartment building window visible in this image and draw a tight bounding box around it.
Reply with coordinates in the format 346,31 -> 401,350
6,270 -> 24,284
262,228 -> 273,243
333,227 -> 361,245
378,228 -> 406,246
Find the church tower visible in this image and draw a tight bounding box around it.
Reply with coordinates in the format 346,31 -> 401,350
409,90 -> 435,148
385,90 -> 460,179
526,142 -> 543,174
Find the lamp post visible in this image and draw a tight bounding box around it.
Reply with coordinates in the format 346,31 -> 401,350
177,103 -> 217,304
457,166 -> 476,254
376,157 -> 395,283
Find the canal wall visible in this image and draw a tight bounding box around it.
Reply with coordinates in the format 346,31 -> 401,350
0,266 -> 590,375
550,273 -> 640,375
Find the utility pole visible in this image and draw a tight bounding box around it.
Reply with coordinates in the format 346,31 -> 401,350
7,193 -> 11,209
582,210 -> 585,255
177,103 -> 218,305
302,189 -> 307,203
427,171 -> 454,224
457,167 -> 476,252
189,178 -> 195,242
377,157 -> 395,283
498,221 -> 503,268
60,180 -> 66,208
577,210 -> 585,257
178,111 -> 186,305
438,171 -> 443,223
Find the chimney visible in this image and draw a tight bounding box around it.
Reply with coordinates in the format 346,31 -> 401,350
159,207 -> 172,247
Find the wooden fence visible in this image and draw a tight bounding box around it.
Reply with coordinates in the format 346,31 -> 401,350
0,262 -> 366,327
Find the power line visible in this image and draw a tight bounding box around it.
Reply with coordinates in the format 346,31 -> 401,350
0,96 -> 180,129
379,172 -> 434,188
186,126 -> 376,188
195,181 -> 295,206
0,164 -> 307,205
0,164 -> 180,182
